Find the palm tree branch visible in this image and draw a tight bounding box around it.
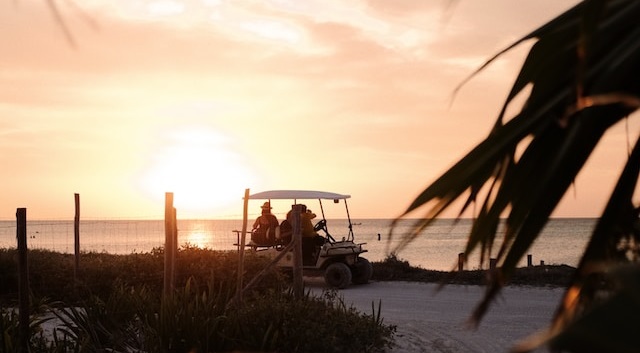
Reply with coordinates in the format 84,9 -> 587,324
555,133 -> 640,318
468,105 -> 624,325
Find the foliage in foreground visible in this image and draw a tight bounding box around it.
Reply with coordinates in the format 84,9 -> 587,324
0,299 -> 51,353
0,247 -> 396,352
229,288 -> 395,353
0,246 -> 280,303
0,281 -> 395,353
392,1 -> 640,352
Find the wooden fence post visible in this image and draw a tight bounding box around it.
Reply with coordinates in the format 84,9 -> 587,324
172,206 -> 177,282
527,254 -> 533,267
16,208 -> 29,353
235,189 -> 250,303
458,253 -> 465,271
74,193 -> 80,284
291,204 -> 303,298
164,192 -> 175,297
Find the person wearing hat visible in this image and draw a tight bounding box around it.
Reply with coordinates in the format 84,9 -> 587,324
300,206 -> 318,238
251,202 -> 279,245
285,204 -> 322,265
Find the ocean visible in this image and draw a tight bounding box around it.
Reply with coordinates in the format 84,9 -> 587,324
0,218 -> 595,271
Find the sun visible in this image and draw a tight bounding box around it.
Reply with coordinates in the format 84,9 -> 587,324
139,126 -> 256,218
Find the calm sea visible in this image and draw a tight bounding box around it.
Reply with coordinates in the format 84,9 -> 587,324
0,218 -> 594,271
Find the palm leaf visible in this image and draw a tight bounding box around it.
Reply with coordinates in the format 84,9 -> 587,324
392,1 -> 640,344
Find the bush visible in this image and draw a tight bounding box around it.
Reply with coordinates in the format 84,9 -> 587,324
226,288 -> 396,353
0,248 -> 396,352
131,277 -> 232,352
372,253 -> 574,287
0,247 -> 282,304
39,279 -> 395,353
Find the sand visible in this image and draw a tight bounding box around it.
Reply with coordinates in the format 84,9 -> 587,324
307,280 -> 564,353
36,278 -> 563,352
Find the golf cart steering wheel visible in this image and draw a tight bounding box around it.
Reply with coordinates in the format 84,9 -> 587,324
313,219 -> 327,232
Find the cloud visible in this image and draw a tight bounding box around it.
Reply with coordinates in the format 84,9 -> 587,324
2,0 -> 594,218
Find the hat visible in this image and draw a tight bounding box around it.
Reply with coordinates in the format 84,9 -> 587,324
261,202 -> 272,210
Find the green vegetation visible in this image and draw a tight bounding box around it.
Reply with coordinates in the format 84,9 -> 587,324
372,253 -> 574,287
0,248 -> 396,352
0,247 -> 570,352
0,245 -> 579,353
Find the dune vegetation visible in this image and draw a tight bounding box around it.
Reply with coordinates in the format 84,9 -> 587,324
0,246 -> 573,352
0,247 -> 396,353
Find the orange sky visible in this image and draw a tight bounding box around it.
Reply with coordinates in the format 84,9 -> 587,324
2,0 -> 636,220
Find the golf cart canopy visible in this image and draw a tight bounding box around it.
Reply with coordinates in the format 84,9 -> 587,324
243,189 -> 357,245
247,190 -> 350,201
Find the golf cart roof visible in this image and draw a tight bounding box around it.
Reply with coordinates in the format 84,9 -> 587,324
248,190 -> 350,200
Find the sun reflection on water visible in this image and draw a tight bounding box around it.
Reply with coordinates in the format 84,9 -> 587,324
183,231 -> 211,249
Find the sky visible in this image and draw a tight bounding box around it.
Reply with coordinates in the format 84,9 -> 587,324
2,0 -> 637,220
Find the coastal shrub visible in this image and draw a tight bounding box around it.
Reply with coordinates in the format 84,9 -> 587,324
1,305 -> 23,352
131,277 -> 231,352
35,278 -> 395,353
0,246 -> 574,352
0,248 -> 573,306
49,296 -> 139,352
371,253 -> 443,282
0,245 -> 397,352
0,298 -> 56,353
226,288 -> 396,353
372,253 -> 573,287
47,277 -> 232,352
0,247 -> 281,304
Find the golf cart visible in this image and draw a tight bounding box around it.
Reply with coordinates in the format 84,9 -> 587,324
242,190 -> 372,289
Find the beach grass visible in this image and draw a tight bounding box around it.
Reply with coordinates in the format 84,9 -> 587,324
0,248 -> 572,352
0,248 -> 574,303
0,247 -> 397,352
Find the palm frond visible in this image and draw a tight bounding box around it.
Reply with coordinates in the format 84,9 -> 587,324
393,0 -> 640,338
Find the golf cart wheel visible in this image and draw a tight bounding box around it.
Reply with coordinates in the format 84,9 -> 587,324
351,257 -> 373,284
324,262 -> 352,289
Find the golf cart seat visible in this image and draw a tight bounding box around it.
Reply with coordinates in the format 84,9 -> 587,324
276,219 -> 291,245
250,228 -> 278,247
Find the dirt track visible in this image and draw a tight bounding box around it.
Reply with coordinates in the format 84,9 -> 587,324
307,279 -> 564,353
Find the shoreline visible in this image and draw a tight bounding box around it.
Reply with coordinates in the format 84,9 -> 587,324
372,255 -> 575,288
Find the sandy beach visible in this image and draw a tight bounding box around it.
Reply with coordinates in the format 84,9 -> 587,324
308,280 -> 564,353
35,278 -> 563,352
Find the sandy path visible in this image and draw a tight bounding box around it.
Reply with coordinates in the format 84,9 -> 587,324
307,280 -> 564,353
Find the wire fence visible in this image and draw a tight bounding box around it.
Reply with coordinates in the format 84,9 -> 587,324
0,218 -> 249,254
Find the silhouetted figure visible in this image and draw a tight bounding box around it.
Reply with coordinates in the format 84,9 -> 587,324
287,204 -> 325,265
251,202 -> 279,245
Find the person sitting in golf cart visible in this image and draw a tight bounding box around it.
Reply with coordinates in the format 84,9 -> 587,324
251,202 -> 279,246
282,205 -> 325,264
301,206 -> 318,237
282,205 -> 318,238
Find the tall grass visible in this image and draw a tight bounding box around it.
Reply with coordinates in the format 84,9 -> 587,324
226,288 -> 395,353
0,247 -> 396,352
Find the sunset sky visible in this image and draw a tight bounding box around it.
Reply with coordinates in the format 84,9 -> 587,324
3,0 -> 637,220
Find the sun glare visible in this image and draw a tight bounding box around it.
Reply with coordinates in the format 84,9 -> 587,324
139,127 -> 256,218
183,230 -> 210,249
